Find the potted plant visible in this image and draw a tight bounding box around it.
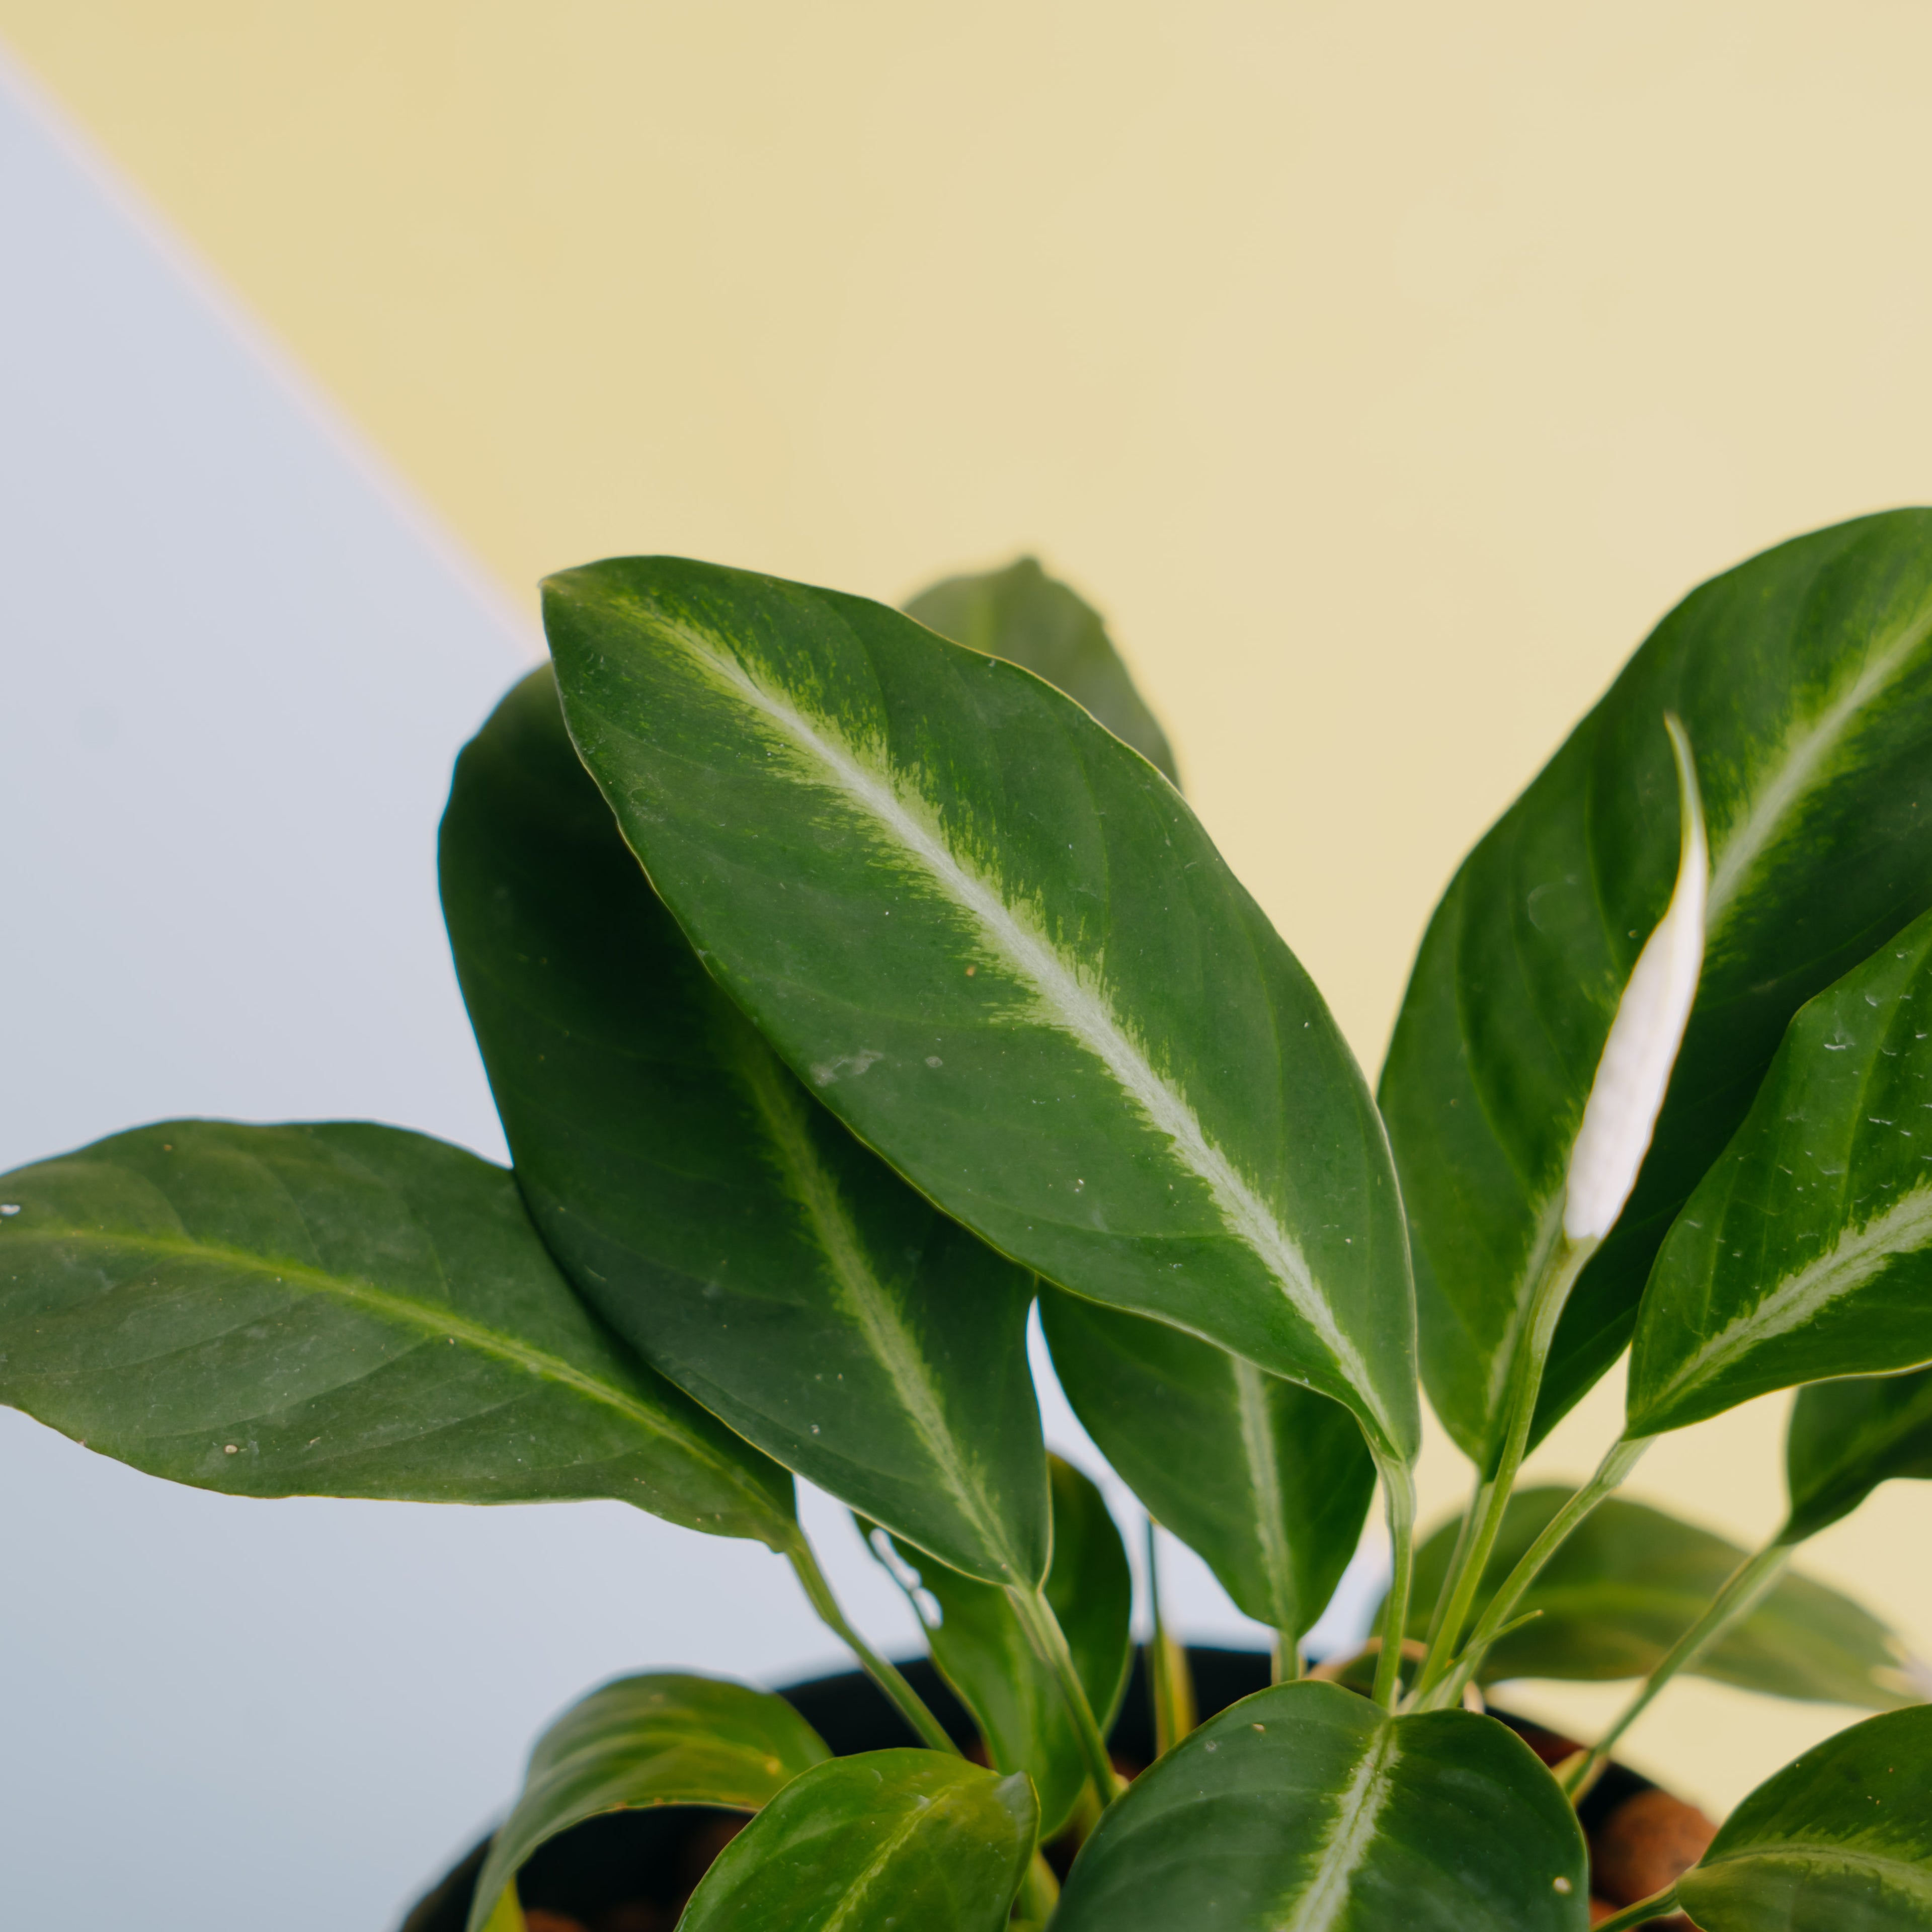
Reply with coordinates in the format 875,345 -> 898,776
7,518 -> 1932,1930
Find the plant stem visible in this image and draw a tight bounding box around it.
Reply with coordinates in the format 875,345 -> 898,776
1589,1885 -> 1681,1931
1421,1466 -> 1488,1650
1420,1432 -> 1650,1712
1370,1450 -> 1418,1711
785,1540 -> 960,1754
1414,1230 -> 1596,1703
1016,1850 -> 1061,1920
1010,1583 -> 1124,1804
1145,1519 -> 1198,1755
1562,1538 -> 1792,1797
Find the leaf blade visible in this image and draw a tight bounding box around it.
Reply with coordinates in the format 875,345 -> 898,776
544,558 -> 1417,1460
1785,1366 -> 1932,1543
0,1120 -> 795,1542
440,667 -> 1048,1586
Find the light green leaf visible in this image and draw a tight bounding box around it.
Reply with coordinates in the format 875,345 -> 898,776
465,1672 -> 829,1932
1402,1487 -> 1915,1708
1628,905 -> 1932,1437
1785,1366 -> 1932,1543
1676,1705 -> 1932,1929
879,1456 -> 1131,1837
676,1749 -> 1037,1932
440,667 -> 1047,1587
1380,511 -> 1932,1467
543,557 -> 1417,1463
1052,1679 -> 1587,1930
1041,1285 -> 1375,1643
903,555 -> 1178,784
0,1120 -> 795,1542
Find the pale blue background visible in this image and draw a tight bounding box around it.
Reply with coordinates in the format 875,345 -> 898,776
0,52 -> 1376,1930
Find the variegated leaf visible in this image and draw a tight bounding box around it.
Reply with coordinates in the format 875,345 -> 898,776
1381,511 -> 1932,1468
543,558 -> 1417,1463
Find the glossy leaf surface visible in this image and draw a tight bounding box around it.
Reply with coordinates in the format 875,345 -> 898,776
677,1749 -> 1036,1932
1381,511 -> 1932,1465
883,1456 -> 1132,1836
903,555 -> 1178,783
1053,1679 -> 1586,1931
544,558 -> 1417,1460
1403,1487 -> 1915,1707
1786,1366 -> 1932,1542
467,1673 -> 828,1932
1042,1286 -> 1375,1640
0,1121 -> 794,1541
441,667 -> 1048,1586
1629,906 -> 1932,1436
1677,1705 -> 1932,1929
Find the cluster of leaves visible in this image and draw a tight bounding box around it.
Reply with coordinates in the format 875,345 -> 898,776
9,522 -> 1932,1929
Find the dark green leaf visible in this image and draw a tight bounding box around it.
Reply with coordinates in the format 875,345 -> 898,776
440,667 -> 1048,1587
1786,1366 -> 1932,1543
543,558 -> 1417,1463
1676,1705 -> 1932,1929
1403,1487 -> 1916,1707
1629,906 -> 1932,1437
880,1455 -> 1131,1837
1380,511 -> 1932,1466
1041,1285 -> 1375,1642
676,1749 -> 1036,1932
466,1673 -> 829,1932
0,1121 -> 794,1541
903,555 -> 1178,784
1053,1678 -> 1587,1930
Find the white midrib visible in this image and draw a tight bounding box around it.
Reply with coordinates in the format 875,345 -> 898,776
1275,1723 -> 1399,1932
1707,604 -> 1932,933
1647,1182 -> 1932,1413
745,1049 -> 1019,1578
1233,1357 -> 1297,1626
818,1784 -> 977,1932
675,628 -> 1386,1436
1694,1842 -> 1932,1905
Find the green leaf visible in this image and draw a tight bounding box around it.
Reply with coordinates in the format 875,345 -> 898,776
465,1672 -> 830,1932
542,557 -> 1417,1463
1786,1366 -> 1932,1543
1675,1705 -> 1932,1929
0,1120 -> 795,1543
1403,1487 -> 1916,1708
1628,905 -> 1932,1437
1380,511 -> 1932,1467
902,555 -> 1179,785
1041,1285 -> 1375,1642
676,1749 -> 1037,1932
879,1455 -> 1132,1837
1052,1679 -> 1587,1930
440,667 -> 1048,1587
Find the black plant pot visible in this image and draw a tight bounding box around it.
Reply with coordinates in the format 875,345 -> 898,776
399,1648 -> 1701,1931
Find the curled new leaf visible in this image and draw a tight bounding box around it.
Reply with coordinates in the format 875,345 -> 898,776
1629,904 -> 1932,1438
677,1750 -> 1037,1932
543,558 -> 1417,1461
0,1121 -> 795,1543
441,667 -> 1048,1587
465,1674 -> 829,1932
1052,1679 -> 1586,1931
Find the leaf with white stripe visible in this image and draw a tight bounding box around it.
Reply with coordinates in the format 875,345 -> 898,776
1381,510 -> 1932,1469
903,555 -> 1179,784
1674,1705 -> 1932,1930
440,668 -> 1047,1586
677,1750 -> 1037,1932
0,1120 -> 796,1544
1052,1679 -> 1586,1931
543,558 -> 1417,1463
1041,1286 -> 1375,1645
1784,1365 -> 1932,1543
1629,904 -> 1932,1438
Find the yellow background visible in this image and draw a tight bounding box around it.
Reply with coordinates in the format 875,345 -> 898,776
10,0 -> 1932,1813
